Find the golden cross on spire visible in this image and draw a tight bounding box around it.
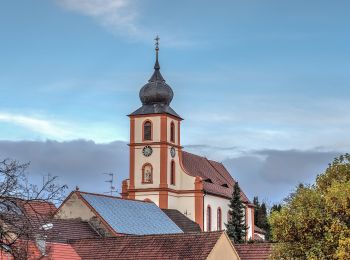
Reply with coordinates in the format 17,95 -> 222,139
154,35 -> 160,51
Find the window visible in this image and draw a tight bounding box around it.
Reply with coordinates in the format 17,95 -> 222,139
142,164 -> 153,183
143,121 -> 152,141
170,160 -> 175,185
227,211 -> 232,224
170,122 -> 175,142
217,208 -> 222,230
207,205 -> 212,231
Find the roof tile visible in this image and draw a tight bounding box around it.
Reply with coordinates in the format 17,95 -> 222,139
234,243 -> 273,260
182,151 -> 250,203
71,231 -> 224,260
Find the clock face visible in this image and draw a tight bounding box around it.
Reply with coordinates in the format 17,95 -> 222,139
142,146 -> 153,157
170,147 -> 176,158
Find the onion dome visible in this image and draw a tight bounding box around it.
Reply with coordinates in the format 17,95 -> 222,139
139,39 -> 174,106
129,36 -> 181,119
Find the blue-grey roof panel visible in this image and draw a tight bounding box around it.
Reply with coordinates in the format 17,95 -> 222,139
81,193 -> 183,235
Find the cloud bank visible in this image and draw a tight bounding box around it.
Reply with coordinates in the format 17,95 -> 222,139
0,140 -> 342,204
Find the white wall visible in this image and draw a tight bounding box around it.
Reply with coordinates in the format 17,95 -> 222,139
134,144 -> 161,189
204,195 -> 230,232
204,195 -> 254,239
134,116 -> 161,143
246,207 -> 253,240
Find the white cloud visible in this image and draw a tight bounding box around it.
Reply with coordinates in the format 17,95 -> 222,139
0,112 -> 126,142
56,0 -> 143,39
0,112 -> 71,139
55,0 -> 195,47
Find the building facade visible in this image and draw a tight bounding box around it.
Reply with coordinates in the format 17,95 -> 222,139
121,44 -> 254,239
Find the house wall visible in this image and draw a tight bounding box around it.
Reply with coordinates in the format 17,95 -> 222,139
55,193 -> 114,237
134,116 -> 161,143
204,195 -> 230,232
204,195 -> 254,239
246,207 -> 254,240
168,192 -> 196,222
55,193 -> 95,221
206,233 -> 240,260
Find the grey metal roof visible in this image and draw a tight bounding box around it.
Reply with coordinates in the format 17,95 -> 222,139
81,193 -> 183,235
129,104 -> 182,119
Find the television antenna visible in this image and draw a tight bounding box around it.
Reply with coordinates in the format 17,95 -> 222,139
103,172 -> 118,196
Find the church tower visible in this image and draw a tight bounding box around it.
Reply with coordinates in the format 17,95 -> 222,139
122,37 -> 186,209
121,38 -> 255,237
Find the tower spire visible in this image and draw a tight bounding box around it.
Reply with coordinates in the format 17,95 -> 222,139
154,35 -> 160,70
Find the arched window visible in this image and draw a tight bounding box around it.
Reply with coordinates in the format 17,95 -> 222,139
143,121 -> 152,141
170,160 -> 175,185
207,205 -> 212,231
170,121 -> 175,142
217,208 -> 222,230
227,211 -> 232,223
142,164 -> 153,184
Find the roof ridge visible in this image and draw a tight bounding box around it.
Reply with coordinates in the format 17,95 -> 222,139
78,191 -> 153,204
69,231 -> 224,243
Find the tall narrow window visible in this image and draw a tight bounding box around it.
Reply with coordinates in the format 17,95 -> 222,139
207,205 -> 212,231
170,160 -> 175,185
227,211 -> 232,223
170,122 -> 175,142
143,121 -> 152,141
142,164 -> 153,184
217,208 -> 222,230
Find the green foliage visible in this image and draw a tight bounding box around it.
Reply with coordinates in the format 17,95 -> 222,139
270,204 -> 282,212
269,154 -> 350,259
226,182 -> 247,243
253,196 -> 271,240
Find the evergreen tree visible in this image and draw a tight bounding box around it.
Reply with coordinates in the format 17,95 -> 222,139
253,196 -> 271,240
226,182 -> 247,243
271,204 -> 282,212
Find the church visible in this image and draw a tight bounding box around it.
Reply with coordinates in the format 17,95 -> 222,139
120,40 -> 255,239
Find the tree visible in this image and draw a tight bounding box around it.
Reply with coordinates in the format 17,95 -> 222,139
269,154 -> 350,259
253,196 -> 271,240
270,204 -> 282,213
226,182 -> 247,243
0,158 -> 67,259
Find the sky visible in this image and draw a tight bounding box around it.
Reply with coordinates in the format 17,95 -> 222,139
0,0 -> 349,204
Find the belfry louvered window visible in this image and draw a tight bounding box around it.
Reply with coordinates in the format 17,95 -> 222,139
143,121 -> 152,141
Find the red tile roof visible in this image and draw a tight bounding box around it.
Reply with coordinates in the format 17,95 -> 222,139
45,243 -> 81,260
22,200 -> 57,217
182,151 -> 250,203
234,243 -> 273,260
71,231 -> 224,260
11,240 -> 81,260
39,219 -> 100,243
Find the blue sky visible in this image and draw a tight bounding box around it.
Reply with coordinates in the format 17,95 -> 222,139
0,0 -> 349,203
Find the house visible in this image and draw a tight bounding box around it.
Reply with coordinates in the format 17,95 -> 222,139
0,199 -> 97,260
70,231 -> 240,260
120,41 -> 255,239
254,225 -> 267,241
55,190 -> 183,236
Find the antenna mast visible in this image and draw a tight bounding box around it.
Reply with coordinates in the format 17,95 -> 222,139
103,172 -> 117,196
